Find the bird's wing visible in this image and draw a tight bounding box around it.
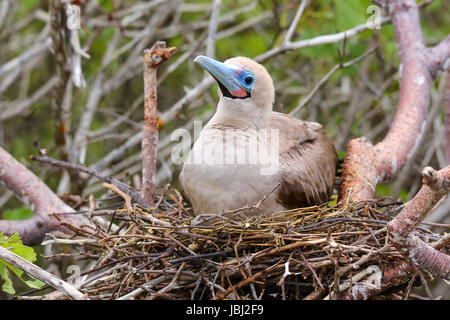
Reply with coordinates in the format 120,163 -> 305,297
270,112 -> 338,208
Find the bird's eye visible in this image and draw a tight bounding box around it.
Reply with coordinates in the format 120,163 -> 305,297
244,76 -> 253,85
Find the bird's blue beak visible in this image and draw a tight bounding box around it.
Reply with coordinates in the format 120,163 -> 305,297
194,55 -> 249,98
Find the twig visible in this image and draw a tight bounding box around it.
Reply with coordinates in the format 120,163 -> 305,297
214,262 -> 284,300
299,249 -> 324,289
0,246 -> 87,300
256,16 -> 390,62
284,0 -> 310,44
289,46 -> 379,115
206,0 -> 221,57
142,41 -> 175,204
168,245 -> 254,264
30,153 -> 152,211
387,166 -> 450,279
0,146 -> 84,245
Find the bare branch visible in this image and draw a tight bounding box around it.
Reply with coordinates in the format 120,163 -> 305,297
340,0 -> 450,201
0,246 -> 87,300
387,166 -> 450,278
0,38 -> 51,77
30,153 -> 151,211
205,0 -> 221,58
0,76 -> 58,121
0,147 -> 85,245
290,46 -> 379,116
427,35 -> 450,77
256,15 -> 390,62
284,0 -> 310,44
142,41 -> 175,204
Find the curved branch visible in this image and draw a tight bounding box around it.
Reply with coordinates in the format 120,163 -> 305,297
373,0 -> 429,180
427,35 -> 450,77
340,0 -> 450,201
0,147 -> 86,245
387,166 -> 450,279
339,0 -> 450,281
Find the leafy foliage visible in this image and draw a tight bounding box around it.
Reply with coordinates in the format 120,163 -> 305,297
0,233 -> 44,294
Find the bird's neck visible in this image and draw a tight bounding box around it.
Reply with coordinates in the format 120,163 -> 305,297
208,98 -> 272,130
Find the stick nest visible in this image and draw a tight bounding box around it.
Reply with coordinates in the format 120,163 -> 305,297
40,186 -> 442,300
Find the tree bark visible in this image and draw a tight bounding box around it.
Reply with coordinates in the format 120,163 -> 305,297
387,166 -> 450,279
339,0 -> 450,283
0,147 -> 86,245
141,41 -> 175,204
340,0 -> 450,201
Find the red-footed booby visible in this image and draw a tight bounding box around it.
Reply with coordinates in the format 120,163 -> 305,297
179,56 -> 337,219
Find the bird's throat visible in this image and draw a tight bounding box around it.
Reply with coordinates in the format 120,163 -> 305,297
216,78 -> 250,99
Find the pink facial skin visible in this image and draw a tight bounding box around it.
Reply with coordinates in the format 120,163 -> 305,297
230,88 -> 248,97
228,63 -> 250,97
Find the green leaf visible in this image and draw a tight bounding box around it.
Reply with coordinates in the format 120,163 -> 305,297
337,151 -> 347,159
0,233 -> 37,264
327,194 -> 338,207
0,233 -> 44,294
0,261 -> 15,294
1,261 -> 24,279
10,244 -> 37,263
0,232 -> 20,244
23,278 -> 45,289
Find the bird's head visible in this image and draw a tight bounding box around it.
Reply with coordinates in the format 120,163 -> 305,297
194,55 -> 275,127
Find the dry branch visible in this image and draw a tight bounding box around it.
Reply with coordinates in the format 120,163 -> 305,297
344,260 -> 416,300
340,0 -> 450,201
49,0 -> 71,161
337,0 -> 450,281
142,41 -> 175,204
387,166 -> 450,278
0,246 -> 86,300
30,152 -> 152,210
26,195 -> 443,300
1,0 -> 448,300
0,147 -> 87,245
